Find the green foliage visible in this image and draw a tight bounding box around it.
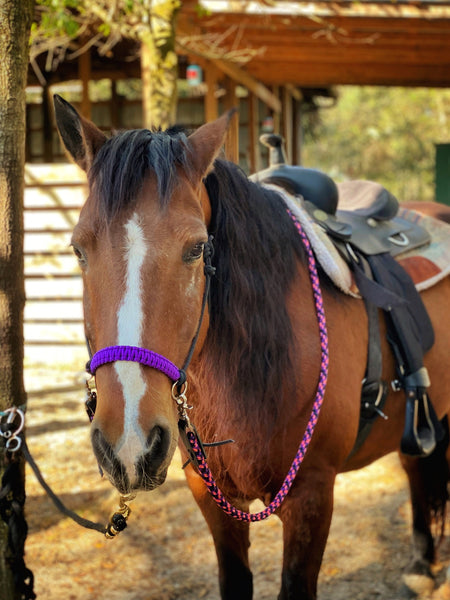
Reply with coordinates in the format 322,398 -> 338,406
302,86 -> 450,202
33,0 -> 82,38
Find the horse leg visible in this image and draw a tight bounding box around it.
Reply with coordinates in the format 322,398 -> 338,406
277,467 -> 335,600
183,463 -> 253,600
399,416 -> 450,596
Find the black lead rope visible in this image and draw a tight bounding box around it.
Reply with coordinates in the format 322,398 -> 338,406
21,440 -> 107,535
21,439 -> 136,538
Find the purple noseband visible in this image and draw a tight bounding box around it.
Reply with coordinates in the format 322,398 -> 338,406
88,345 -> 181,382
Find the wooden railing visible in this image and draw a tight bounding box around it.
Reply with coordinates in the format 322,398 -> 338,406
24,164 -> 86,363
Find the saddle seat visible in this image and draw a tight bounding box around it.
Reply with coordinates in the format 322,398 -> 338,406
250,134 -> 430,257
335,180 -> 430,256
337,179 -> 399,220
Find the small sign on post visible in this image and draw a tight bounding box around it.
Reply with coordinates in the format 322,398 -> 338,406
186,64 -> 202,86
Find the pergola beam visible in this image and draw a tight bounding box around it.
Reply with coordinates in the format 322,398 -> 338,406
209,58 -> 281,113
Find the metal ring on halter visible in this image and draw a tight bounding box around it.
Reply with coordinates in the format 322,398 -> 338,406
172,379 -> 188,399
171,381 -> 192,424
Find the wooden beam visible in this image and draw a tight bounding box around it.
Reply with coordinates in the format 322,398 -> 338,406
78,49 -> 91,119
204,64 -> 219,122
247,42 -> 450,67
110,80 -> 120,129
292,99 -> 303,166
248,60 -> 450,87
42,84 -> 53,162
248,92 -> 261,174
281,86 -> 293,165
211,58 -> 281,113
271,86 -> 280,135
223,77 -> 239,163
181,12 -> 450,38
286,84 -> 303,102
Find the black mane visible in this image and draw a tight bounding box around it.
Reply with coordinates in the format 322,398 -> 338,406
204,160 -> 307,429
89,127 -> 191,221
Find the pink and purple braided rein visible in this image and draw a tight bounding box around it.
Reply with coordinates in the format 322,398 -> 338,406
185,210 -> 329,521
88,210 -> 329,522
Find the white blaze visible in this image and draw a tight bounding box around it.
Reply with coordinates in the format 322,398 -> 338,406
115,213 -> 147,476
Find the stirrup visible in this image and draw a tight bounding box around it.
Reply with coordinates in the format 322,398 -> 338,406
401,393 -> 437,457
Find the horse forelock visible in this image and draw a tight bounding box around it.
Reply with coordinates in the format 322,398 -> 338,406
88,127 -> 191,223
201,160 -> 307,444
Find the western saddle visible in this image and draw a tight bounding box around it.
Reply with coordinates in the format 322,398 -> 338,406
251,133 -> 442,458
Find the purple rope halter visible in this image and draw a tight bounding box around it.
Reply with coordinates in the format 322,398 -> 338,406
184,209 -> 329,521
88,346 -> 180,381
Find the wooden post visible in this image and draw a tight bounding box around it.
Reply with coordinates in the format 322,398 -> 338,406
248,92 -> 261,174
281,86 -> 293,165
42,84 -> 53,162
293,99 -> 302,166
110,79 -> 120,129
0,1 -> 33,597
204,64 -> 219,122
78,49 -> 91,119
287,85 -> 303,166
223,77 -> 239,164
272,86 -> 280,134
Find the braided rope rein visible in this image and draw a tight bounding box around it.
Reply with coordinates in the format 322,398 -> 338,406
185,209 -> 330,522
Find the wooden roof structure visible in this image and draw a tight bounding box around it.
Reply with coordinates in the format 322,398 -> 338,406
27,1 -> 450,166
177,0 -> 450,88
29,0 -> 450,91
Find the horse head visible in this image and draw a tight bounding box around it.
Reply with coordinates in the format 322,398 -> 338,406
54,95 -> 234,494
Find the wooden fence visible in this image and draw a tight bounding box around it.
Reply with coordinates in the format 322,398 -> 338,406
24,164 -> 86,366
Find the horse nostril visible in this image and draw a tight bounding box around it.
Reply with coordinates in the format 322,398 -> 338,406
145,425 -> 170,469
91,428 -> 129,493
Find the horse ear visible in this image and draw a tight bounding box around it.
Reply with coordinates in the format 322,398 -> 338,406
53,94 -> 107,172
187,109 -> 238,179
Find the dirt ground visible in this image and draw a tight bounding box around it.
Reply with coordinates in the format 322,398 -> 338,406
22,364 -> 450,600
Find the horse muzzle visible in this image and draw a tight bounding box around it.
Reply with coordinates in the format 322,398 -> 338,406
91,424 -> 172,494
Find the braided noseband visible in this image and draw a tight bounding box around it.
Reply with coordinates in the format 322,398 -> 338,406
89,346 -> 180,381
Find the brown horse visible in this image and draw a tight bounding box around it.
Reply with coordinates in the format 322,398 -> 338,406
403,201 -> 450,224
54,95 -> 450,600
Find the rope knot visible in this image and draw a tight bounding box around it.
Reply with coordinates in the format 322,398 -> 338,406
203,235 -> 215,261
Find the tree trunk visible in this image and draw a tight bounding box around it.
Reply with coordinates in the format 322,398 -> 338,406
0,0 -> 34,598
140,0 -> 181,130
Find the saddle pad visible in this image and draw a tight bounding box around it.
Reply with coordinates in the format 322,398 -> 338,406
270,185 -> 450,296
397,208 -> 450,291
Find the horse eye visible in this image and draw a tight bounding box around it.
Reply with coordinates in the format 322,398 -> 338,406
71,244 -> 87,267
183,242 -> 204,264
